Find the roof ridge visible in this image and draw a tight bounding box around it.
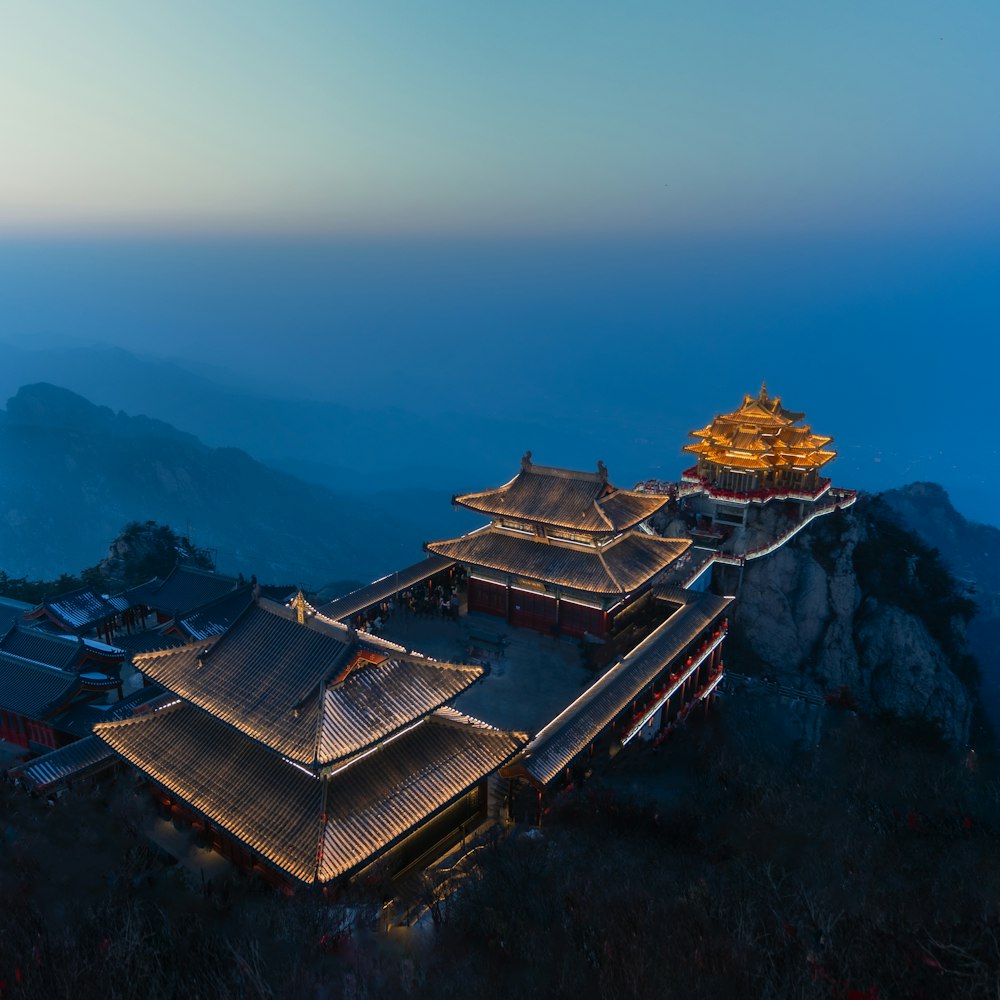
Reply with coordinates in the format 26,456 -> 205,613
313,768 -> 331,882
523,463 -> 605,482
311,678 -> 327,768
94,698 -> 185,732
594,545 -> 625,593
133,637 -> 219,667
591,498 -> 615,530
0,648 -> 78,675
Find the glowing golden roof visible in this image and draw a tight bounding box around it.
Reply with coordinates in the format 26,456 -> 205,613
684,384 -> 835,473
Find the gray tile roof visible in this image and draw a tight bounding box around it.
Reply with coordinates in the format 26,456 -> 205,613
96,702 -> 523,885
138,565 -> 241,617
502,590 -> 731,788
0,652 -> 81,718
318,710 -> 523,881
97,701 -> 324,883
426,528 -> 689,594
135,599 -> 483,765
35,588 -> 120,631
175,584 -> 255,640
11,735 -> 118,792
51,687 -> 172,738
0,625 -> 84,670
316,656 -> 482,764
0,596 -> 31,635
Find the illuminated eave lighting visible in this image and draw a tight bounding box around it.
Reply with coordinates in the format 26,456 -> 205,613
621,630 -> 726,747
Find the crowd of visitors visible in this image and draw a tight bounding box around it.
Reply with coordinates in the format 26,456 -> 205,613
354,572 -> 465,635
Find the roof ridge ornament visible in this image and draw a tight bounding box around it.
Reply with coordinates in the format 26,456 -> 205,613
292,589 -> 308,625
521,450 -> 533,471
597,459 -> 608,482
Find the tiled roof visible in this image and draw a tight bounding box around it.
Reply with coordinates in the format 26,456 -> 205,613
138,565 -> 241,617
34,588 -> 120,631
10,735 -> 118,793
175,584 -> 256,640
685,386 -> 834,474
0,652 -> 80,718
454,460 -> 668,533
96,703 -> 523,885
502,590 -> 731,788
97,701 -> 324,883
0,624 -> 84,670
113,630 -> 188,656
315,554 -> 456,624
51,687 -> 171,738
0,596 -> 32,635
426,529 -> 689,595
318,711 -> 523,881
135,599 -> 483,765
316,657 -> 482,764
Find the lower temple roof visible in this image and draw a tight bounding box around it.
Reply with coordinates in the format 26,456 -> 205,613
426,528 -> 690,595
0,651 -> 81,718
96,702 -> 524,885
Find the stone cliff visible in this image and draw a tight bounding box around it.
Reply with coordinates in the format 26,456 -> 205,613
716,496 -> 978,744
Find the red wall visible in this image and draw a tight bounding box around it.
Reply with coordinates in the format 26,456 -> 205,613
510,589 -> 558,634
468,578 -> 508,618
467,578 -> 607,638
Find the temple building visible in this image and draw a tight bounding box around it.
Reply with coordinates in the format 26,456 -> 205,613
93,596 -> 524,890
678,384 -> 842,536
0,640 -> 124,751
683,384 -> 835,501
501,585 -> 731,815
24,587 -> 137,645
425,454 -> 690,638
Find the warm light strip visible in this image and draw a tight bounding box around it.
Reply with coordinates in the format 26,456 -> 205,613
281,757 -> 320,779
321,717 -> 427,781
697,671 -> 724,700
508,584 -> 608,610
622,631 -> 726,746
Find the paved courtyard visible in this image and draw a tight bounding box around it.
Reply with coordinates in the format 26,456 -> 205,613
380,610 -> 594,736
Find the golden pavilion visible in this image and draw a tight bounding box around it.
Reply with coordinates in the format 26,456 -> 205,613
684,384 -> 836,498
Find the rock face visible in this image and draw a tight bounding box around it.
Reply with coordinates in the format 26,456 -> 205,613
727,496 -> 977,744
880,482 -> 1000,733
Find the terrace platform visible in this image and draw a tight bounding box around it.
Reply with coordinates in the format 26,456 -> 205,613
379,610 -> 593,737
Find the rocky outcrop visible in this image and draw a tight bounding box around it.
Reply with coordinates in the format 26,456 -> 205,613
726,496 -> 977,744
97,521 -> 214,591
880,482 -> 1000,733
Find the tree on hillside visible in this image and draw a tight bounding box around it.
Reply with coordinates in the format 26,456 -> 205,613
0,520 -> 215,602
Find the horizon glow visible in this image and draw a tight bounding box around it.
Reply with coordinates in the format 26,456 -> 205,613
1,2 -> 999,237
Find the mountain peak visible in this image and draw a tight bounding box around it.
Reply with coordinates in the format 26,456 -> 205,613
5,382 -> 113,429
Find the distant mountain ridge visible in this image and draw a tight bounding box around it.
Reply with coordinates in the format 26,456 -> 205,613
0,383 -> 429,587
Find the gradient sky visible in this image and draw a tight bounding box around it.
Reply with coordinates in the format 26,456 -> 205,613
1,4 -> 998,527
2,2 -> 999,236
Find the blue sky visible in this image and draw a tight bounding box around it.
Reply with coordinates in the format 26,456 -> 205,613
2,2 -> 998,236
0,4 -> 997,525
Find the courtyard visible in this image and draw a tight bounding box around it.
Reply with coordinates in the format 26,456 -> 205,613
379,609 -> 595,736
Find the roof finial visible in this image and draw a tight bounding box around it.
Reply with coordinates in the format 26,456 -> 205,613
521,450 -> 533,471
597,459 -> 608,481
292,589 -> 308,625
760,379 -> 768,400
